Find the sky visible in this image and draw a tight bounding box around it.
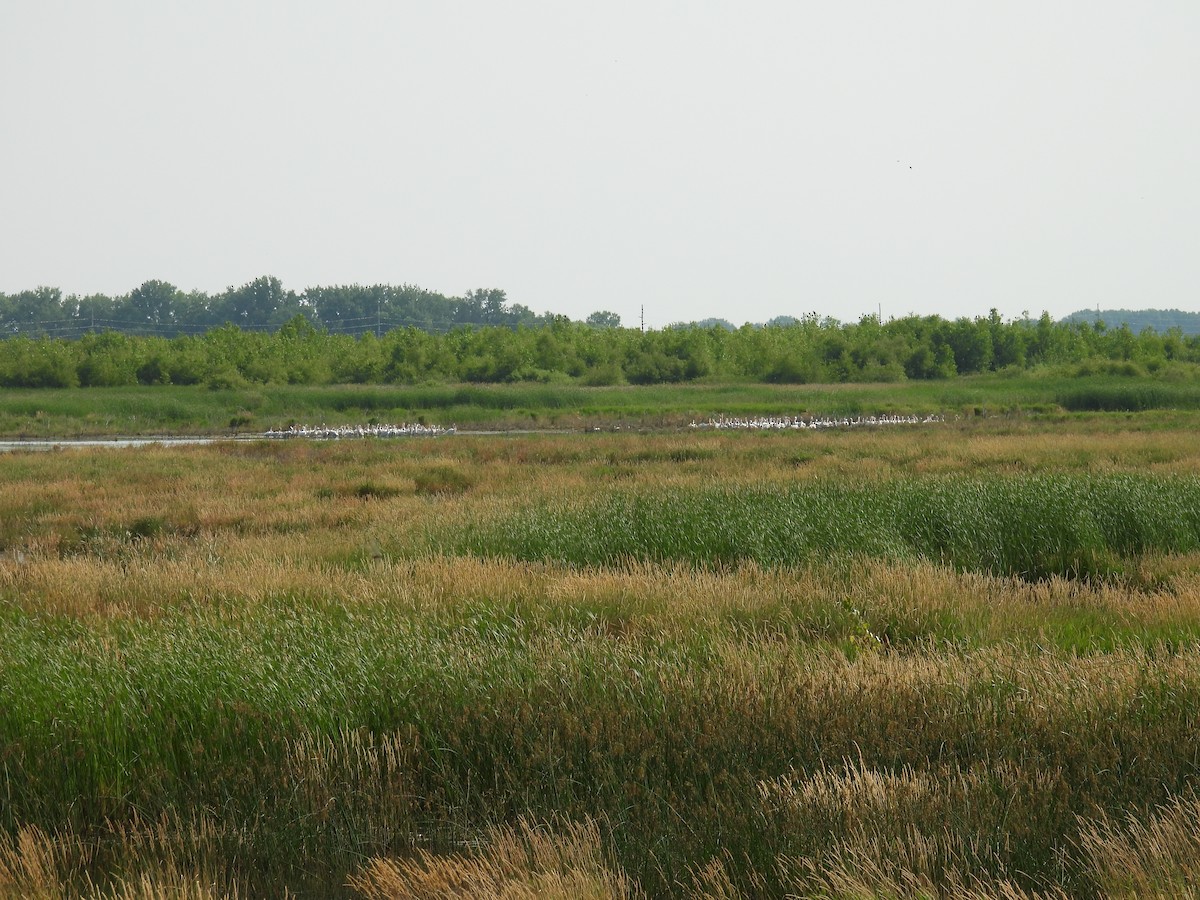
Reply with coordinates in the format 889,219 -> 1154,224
2,1 -> 1197,329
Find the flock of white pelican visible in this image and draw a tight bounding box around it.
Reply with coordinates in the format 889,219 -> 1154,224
264,423 -> 453,439
690,414 -> 946,431
262,414 -> 946,439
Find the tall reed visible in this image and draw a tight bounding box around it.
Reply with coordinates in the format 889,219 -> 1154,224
445,473 -> 1200,579
6,595 -> 1200,895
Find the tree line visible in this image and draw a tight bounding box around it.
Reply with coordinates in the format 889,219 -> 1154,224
2,307 -> 1197,390
0,278 -> 558,338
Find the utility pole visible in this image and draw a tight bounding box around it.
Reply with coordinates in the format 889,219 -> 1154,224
640,305 -> 645,333
376,299 -> 382,338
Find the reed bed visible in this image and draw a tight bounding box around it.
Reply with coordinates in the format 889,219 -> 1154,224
3,420 -> 1200,896
4,599 -> 1200,896
445,473 -> 1200,580
7,550 -> 1200,651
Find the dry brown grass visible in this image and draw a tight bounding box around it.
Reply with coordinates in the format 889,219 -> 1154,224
7,546 -> 1200,655
1076,792 -> 1200,898
0,826 -> 238,900
0,827 -> 78,900
763,777 -> 1200,898
349,819 -> 641,900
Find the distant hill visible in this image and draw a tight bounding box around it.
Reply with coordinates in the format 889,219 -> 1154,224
1061,308 -> 1200,335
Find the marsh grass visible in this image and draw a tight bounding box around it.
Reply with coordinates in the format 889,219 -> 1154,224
352,482 -> 403,500
1076,791 -> 1200,898
412,466 -> 473,496
3,423 -> 1200,896
446,474 -> 1200,581
6,597 -> 1200,895
1057,380 -> 1200,412
0,825 -> 239,900
5,374 -> 1200,437
349,818 -> 640,900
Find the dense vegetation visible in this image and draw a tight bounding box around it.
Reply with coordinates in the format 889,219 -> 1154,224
3,304 -> 1200,391
4,417 -> 1200,897
447,473 -> 1200,580
4,372 -> 1200,439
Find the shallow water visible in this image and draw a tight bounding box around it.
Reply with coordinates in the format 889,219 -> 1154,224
0,437 -> 232,452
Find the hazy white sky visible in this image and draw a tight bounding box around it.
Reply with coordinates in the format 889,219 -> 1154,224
2,1 -> 1197,328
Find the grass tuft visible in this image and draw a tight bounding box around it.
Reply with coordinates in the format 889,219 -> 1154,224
414,466 -> 473,497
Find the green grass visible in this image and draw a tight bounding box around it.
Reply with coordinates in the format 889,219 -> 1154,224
4,372 -> 1200,437
5,423 -> 1200,897
443,473 -> 1200,581
5,597 -> 1200,896
1056,379 -> 1200,411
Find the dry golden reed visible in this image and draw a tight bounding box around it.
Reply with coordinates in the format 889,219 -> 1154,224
0,827 -> 75,900
0,826 -> 239,900
349,819 -> 641,900
1076,792 -> 1200,898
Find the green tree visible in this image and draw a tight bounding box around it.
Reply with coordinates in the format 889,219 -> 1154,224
946,318 -> 994,374
7,287 -> 65,334
988,308 -> 1028,369
127,280 -> 181,331
215,276 -> 294,329
586,310 -> 622,329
